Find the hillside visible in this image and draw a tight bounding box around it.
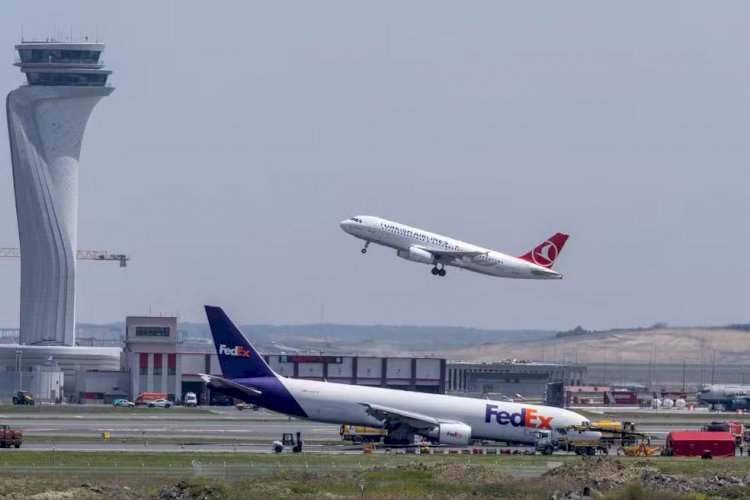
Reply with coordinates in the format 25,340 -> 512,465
435,327 -> 750,364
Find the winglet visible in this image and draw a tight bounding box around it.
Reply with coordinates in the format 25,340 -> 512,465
517,233 -> 569,269
204,306 -> 276,379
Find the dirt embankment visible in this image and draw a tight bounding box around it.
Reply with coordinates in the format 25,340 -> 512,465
546,457 -> 750,498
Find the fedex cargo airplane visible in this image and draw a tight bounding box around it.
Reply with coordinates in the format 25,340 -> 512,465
201,306 -> 596,446
339,215 -> 569,279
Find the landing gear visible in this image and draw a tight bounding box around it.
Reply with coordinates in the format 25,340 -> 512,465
431,265 -> 446,277
361,241 -> 370,254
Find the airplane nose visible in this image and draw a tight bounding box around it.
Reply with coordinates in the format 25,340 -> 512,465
340,220 -> 351,232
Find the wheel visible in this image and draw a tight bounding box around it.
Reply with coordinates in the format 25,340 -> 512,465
438,269 -> 446,277
544,445 -> 553,455
14,444 -> 20,449
148,404 -> 154,408
29,401 -> 34,406
12,397 -> 18,405
361,248 -> 367,254
165,404 -> 172,408
587,447 -> 596,456
431,267 -> 439,275
353,435 -> 364,445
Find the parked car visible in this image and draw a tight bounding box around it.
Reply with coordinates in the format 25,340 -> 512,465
184,392 -> 198,407
147,398 -> 173,408
112,399 -> 135,408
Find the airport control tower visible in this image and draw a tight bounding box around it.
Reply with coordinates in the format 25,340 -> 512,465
6,40 -> 113,346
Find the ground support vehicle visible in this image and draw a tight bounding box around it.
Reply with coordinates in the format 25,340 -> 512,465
703,421 -> 744,446
0,425 -> 22,448
340,424 -> 388,444
134,392 -> 167,405
273,432 -> 303,453
184,392 -> 197,407
11,391 -> 34,405
534,430 -> 606,456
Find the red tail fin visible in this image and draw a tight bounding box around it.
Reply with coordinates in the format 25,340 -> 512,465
517,233 -> 569,269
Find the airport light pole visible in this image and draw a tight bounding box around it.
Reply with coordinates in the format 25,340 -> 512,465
15,349 -> 21,392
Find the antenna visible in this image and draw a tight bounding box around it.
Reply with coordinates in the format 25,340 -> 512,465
21,25 -> 23,42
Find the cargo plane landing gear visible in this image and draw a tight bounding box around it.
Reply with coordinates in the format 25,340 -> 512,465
361,241 -> 370,254
431,265 -> 446,277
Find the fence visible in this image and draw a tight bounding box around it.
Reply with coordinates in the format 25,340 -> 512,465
0,461 -> 561,479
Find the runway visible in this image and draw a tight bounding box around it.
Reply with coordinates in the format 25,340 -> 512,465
0,405 -> 741,451
0,407 -> 342,442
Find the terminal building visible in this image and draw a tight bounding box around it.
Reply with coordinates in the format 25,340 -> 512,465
446,360 -> 586,400
74,316 -> 447,404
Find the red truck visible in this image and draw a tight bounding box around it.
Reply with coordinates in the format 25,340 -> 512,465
703,421 -> 745,446
0,425 -> 22,448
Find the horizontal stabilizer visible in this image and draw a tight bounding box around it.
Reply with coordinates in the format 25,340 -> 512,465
199,373 -> 262,397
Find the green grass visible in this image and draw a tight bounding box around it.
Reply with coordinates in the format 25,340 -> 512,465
0,450 -> 569,468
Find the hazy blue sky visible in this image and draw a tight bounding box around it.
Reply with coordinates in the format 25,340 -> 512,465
0,1 -> 747,330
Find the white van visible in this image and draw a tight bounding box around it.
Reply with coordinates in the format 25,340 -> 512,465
184,392 -> 198,407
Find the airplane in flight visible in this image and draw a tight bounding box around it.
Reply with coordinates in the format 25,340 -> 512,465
200,306 -> 597,446
340,215 -> 569,279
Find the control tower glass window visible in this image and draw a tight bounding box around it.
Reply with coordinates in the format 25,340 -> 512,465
135,326 -> 170,337
18,49 -> 101,64
26,72 -> 108,86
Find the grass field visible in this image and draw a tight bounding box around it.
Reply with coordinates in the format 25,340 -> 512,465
1,452 -> 749,498
0,450 -> 749,473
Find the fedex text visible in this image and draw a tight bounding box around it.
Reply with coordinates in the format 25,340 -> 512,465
484,404 -> 554,430
219,344 -> 250,358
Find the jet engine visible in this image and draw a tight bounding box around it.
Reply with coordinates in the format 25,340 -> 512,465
396,246 -> 435,265
425,423 -> 472,446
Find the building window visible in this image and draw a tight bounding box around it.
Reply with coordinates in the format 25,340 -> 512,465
139,353 -> 148,375
153,367 -> 162,376
139,366 -> 148,375
135,326 -> 170,337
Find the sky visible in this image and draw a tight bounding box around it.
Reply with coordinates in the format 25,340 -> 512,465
0,1 -> 747,331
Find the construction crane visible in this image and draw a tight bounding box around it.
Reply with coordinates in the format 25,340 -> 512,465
0,248 -> 129,267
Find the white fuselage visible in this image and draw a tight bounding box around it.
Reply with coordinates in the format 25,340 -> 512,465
272,376 -> 590,444
340,215 -> 561,279
698,385 -> 750,405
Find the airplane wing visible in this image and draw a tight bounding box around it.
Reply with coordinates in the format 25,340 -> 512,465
199,373 -> 262,398
360,403 -> 458,430
413,246 -> 488,261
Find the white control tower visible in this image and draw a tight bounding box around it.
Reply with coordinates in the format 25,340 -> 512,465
6,41 -> 113,345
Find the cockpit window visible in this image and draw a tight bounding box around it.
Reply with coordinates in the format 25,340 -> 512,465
700,388 -> 710,393
350,218 -> 362,223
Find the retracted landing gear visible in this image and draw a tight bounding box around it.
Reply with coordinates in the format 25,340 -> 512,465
361,241 -> 370,254
431,265 -> 446,277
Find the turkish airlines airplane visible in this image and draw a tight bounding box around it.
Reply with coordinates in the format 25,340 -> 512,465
340,215 -> 569,279
201,306 -> 597,446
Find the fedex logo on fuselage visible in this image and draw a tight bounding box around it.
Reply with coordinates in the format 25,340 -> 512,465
484,404 -> 554,430
219,344 -> 250,358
